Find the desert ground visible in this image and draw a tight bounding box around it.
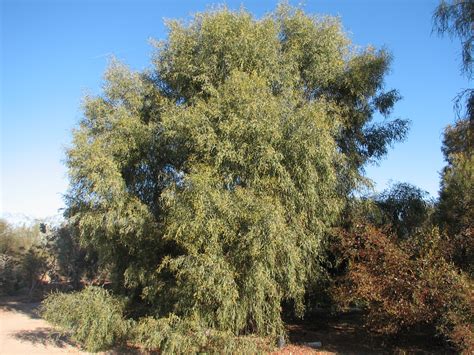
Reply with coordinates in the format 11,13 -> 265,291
0,298 -> 83,355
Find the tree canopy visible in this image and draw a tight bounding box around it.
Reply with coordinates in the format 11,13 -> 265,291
433,1 -> 473,276
376,182 -> 432,239
433,1 -> 474,121
65,4 -> 407,336
433,0 -> 474,79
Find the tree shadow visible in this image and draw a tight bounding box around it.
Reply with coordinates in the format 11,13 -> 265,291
285,311 -> 456,354
12,328 -> 75,348
0,298 -> 41,319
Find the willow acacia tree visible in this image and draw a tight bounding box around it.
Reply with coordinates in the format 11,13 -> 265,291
66,5 -> 407,336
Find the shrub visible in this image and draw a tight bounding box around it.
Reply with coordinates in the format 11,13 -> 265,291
0,253 -> 21,295
331,225 -> 473,351
41,286 -> 130,352
42,287 -> 273,353
132,314 -> 272,354
0,219 -> 53,296
54,224 -> 100,288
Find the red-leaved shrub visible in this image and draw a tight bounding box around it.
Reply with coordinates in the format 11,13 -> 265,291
331,225 -> 473,352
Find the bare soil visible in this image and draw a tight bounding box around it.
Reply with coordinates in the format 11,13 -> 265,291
0,297 -> 83,354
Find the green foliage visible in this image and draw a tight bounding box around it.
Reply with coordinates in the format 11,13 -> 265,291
41,286 -> 130,352
376,182 -> 433,239
54,224 -> 99,287
433,0 -> 473,279
41,287 -> 272,353
437,119 -> 473,275
65,4 -> 406,338
433,0 -> 473,190
433,0 -> 474,120
0,220 -> 22,294
433,0 -> 474,79
132,314 -> 271,354
21,246 -> 50,294
433,1 -> 473,277
0,253 -> 20,295
0,219 -> 40,255
331,182 -> 432,239
0,219 -> 54,296
438,120 -> 473,233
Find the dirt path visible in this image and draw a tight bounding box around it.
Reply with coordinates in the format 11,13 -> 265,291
0,299 -> 84,355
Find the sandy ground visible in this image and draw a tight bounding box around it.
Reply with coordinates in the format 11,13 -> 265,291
0,299 -> 84,355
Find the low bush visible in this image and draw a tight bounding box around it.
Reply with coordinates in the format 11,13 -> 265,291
0,219 -> 52,296
41,287 -> 273,353
132,314 -> 271,354
0,253 -> 21,295
41,286 -> 130,352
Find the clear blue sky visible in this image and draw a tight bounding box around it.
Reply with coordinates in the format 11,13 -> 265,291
1,0 -> 469,220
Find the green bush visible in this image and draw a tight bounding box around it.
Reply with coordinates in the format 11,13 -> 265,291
41,287 -> 272,353
0,253 -> 21,295
132,314 -> 272,354
0,219 -> 50,296
41,286 -> 130,352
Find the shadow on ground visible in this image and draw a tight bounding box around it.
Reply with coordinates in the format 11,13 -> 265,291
12,328 -> 75,348
0,298 -> 41,319
285,311 -> 455,354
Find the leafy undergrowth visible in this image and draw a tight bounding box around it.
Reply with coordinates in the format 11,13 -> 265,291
41,287 -> 274,353
40,287 -> 130,352
40,287 -> 463,354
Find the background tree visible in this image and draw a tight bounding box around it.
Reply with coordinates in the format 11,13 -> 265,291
434,0 -> 474,78
434,0 -> 474,121
0,219 -> 56,297
433,0 -> 473,275
52,224 -> 100,289
65,4 -> 406,337
376,182 -> 432,239
437,120 -> 473,274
